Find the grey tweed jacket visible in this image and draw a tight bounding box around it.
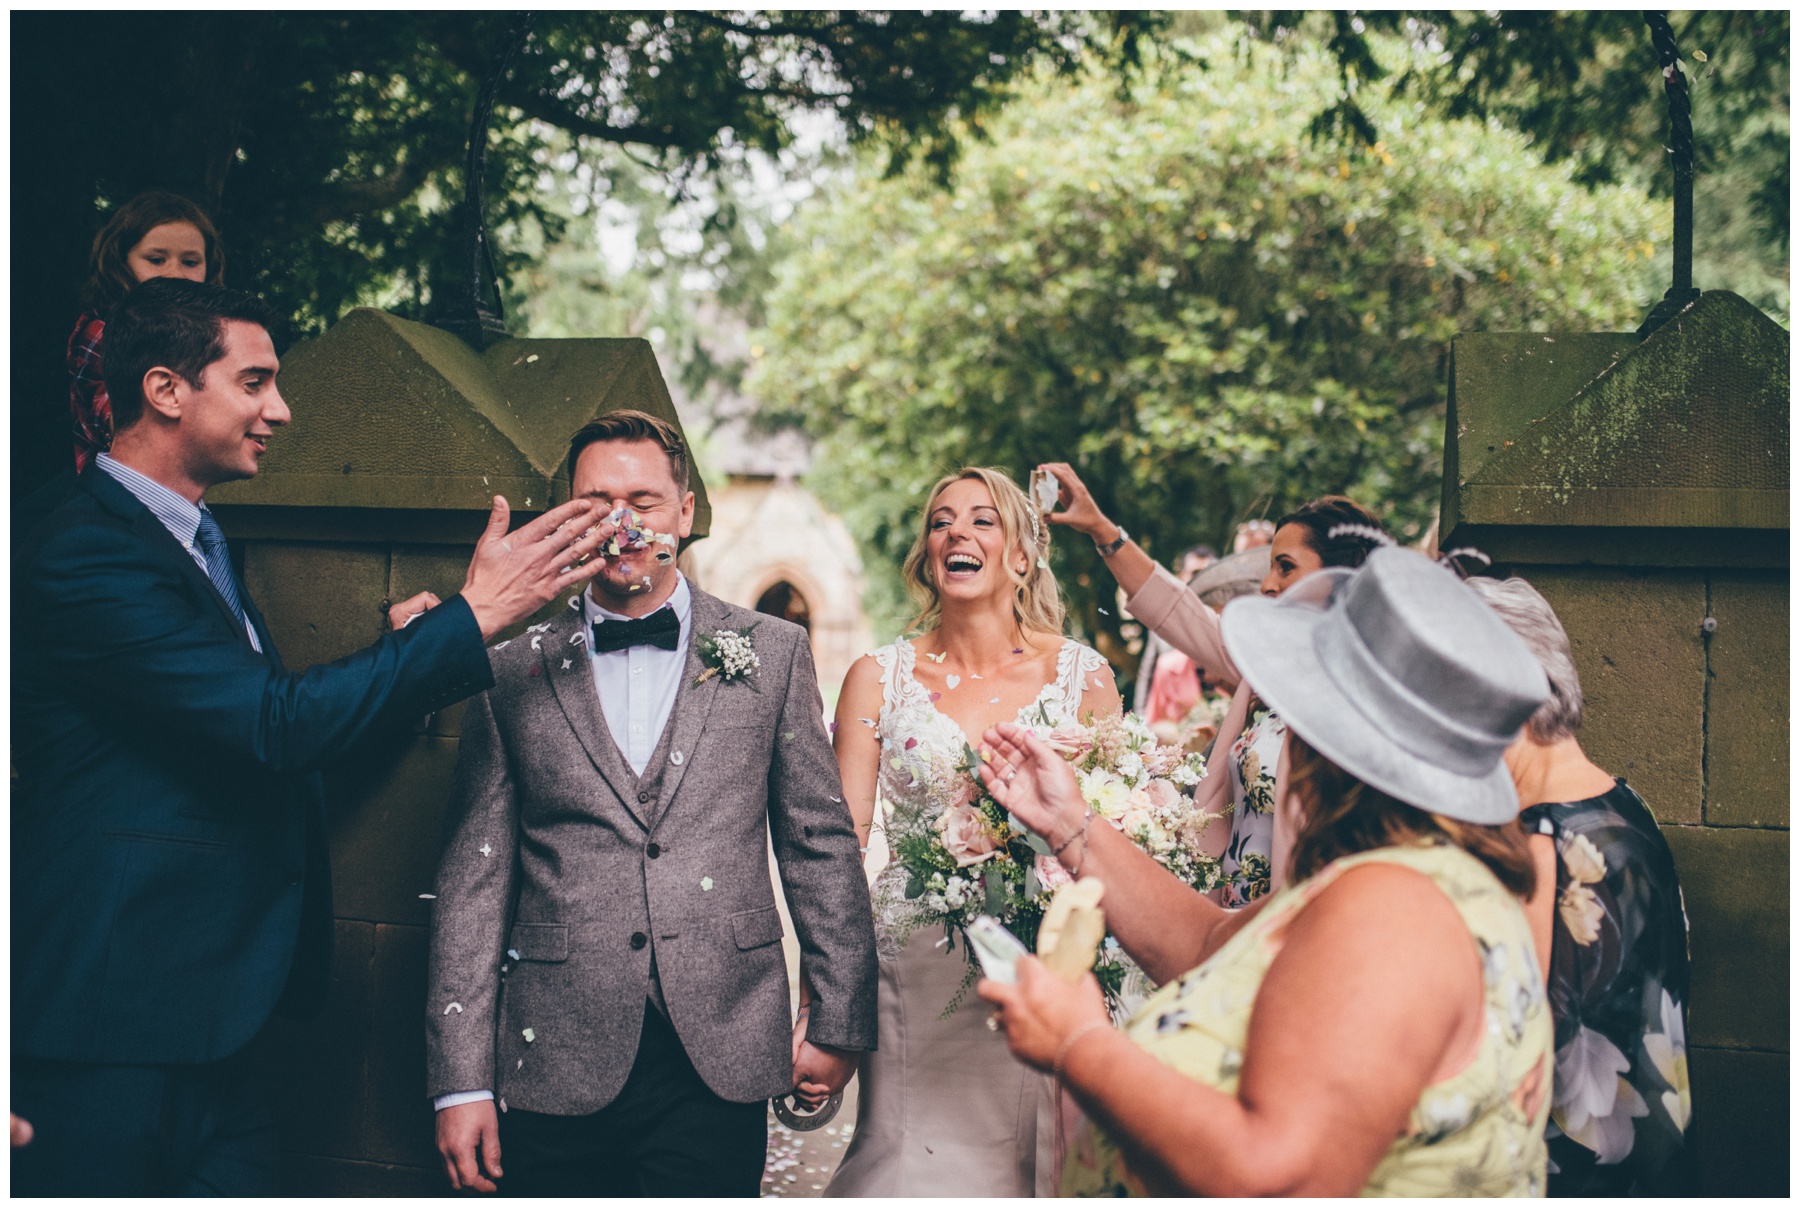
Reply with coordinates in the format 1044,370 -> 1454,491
424,587 -> 877,1114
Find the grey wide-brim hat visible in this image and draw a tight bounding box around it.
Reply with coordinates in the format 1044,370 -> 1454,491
1187,545 -> 1269,610
1219,547 -> 1550,824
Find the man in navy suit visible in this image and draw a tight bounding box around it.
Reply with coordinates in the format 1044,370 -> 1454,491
11,278 -> 611,1195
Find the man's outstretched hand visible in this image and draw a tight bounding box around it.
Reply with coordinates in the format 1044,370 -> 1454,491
460,496 -> 610,641
436,1099 -> 503,1193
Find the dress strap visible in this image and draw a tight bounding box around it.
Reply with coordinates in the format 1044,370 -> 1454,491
872,639 -> 930,724
1054,640 -> 1108,719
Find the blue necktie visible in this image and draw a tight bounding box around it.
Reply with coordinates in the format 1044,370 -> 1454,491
195,508 -> 250,630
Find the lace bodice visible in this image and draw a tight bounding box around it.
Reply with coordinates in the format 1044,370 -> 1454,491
868,637 -> 1108,959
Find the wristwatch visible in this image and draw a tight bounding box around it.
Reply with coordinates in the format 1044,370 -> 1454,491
1094,525 -> 1130,558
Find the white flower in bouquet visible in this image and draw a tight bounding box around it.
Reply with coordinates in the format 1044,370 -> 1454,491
1078,766 -> 1133,821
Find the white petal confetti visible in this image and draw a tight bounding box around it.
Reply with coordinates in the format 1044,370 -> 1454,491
527,622 -> 552,633
701,876 -> 714,891
924,651 -> 947,663
522,1028 -> 536,1043
418,893 -> 436,900
991,697 -> 1001,704
562,658 -> 573,670
517,1058 -> 524,1069
945,675 -> 960,689
507,949 -> 520,960
859,717 -> 877,728
492,640 -> 511,651
570,631 -> 587,645
444,1002 -> 463,1015
499,1098 -> 507,1113
480,843 -> 494,858
672,751 -> 684,765
530,635 -> 543,650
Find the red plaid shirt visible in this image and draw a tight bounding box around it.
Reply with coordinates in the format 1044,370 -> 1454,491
68,309 -> 112,471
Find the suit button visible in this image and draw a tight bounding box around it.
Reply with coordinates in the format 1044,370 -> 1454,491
646,843 -> 661,859
630,932 -> 648,950
637,791 -> 650,804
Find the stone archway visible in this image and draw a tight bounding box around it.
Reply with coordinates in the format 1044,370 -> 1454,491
754,578 -> 812,633
681,477 -> 873,709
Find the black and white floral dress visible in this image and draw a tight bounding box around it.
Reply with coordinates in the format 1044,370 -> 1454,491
1520,779 -> 1693,1195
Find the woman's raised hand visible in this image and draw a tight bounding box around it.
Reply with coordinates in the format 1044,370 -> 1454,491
978,722 -> 1089,851
1036,462 -> 1112,541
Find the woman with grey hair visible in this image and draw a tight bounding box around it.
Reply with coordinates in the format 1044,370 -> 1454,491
1469,575 -> 1693,1196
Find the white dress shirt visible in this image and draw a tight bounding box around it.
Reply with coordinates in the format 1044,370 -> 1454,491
433,574 -> 693,1113
582,574 -> 693,775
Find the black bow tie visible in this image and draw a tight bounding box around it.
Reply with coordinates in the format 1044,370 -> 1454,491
591,607 -> 681,653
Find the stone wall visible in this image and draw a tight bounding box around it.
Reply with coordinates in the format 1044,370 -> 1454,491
1511,562 -> 1788,1196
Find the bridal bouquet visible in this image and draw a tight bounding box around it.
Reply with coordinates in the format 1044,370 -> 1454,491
884,709 -> 1219,1009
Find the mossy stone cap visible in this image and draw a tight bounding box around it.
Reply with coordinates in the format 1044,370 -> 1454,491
1444,291 -> 1787,540
209,307 -> 709,535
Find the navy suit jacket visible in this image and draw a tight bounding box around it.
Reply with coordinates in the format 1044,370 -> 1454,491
12,465 -> 494,1065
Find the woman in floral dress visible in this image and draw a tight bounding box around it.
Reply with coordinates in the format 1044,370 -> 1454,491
1470,576 -> 1693,1194
976,548 -> 1557,1195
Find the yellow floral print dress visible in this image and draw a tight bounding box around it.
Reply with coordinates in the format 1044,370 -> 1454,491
1062,843 -> 1553,1197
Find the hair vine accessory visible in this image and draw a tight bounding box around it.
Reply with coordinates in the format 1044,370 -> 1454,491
1324,522 -> 1396,548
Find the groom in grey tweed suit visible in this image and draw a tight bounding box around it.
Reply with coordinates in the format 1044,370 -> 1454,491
425,411 -> 877,1196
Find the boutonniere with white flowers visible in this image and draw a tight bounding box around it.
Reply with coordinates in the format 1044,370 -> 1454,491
694,622 -> 761,688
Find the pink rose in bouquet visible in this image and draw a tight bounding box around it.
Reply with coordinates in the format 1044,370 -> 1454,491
1035,852 -> 1076,892
933,802 -> 1000,867
1042,723 -> 1096,761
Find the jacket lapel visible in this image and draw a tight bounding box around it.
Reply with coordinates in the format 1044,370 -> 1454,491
649,589 -> 730,829
542,615 -> 649,830
83,466 -> 255,647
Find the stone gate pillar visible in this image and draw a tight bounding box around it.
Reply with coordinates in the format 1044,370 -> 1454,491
1441,291 -> 1788,1196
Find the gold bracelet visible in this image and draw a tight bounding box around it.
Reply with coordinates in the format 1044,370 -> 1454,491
1052,1018 -> 1111,1080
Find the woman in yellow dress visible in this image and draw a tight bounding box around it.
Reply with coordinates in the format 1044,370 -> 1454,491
977,547 -> 1556,1196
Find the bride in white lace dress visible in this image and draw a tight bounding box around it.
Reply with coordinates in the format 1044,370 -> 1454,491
823,468 -> 1119,1197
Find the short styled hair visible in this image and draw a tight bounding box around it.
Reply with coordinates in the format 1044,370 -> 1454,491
103,278 -> 278,431
1465,576 -> 1585,743
567,409 -> 691,494
85,189 -> 226,311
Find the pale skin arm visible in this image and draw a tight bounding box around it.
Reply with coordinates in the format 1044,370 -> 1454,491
979,860 -> 1485,1196
1524,834 -> 1557,975
978,721 -> 1256,983
833,654 -> 886,855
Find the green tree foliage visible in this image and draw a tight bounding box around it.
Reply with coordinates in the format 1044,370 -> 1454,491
1249,10 -> 1789,318
750,31 -> 1667,652
11,10 -> 1157,498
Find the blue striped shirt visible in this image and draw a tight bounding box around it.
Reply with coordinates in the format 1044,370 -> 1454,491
95,453 -> 262,652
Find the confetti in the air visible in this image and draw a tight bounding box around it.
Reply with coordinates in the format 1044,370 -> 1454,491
419,893 -> 436,900
562,658 -> 573,670
945,675 -> 960,689
507,949 -> 520,961
527,622 -> 552,634
701,876 -> 714,892
530,635 -> 543,650
924,651 -> 947,663
444,1002 -> 463,1015
480,843 -> 493,858
522,1028 -> 536,1043
671,751 -> 685,765
492,640 -> 511,651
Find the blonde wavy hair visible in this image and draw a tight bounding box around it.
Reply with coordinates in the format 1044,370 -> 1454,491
902,467 -> 1065,640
